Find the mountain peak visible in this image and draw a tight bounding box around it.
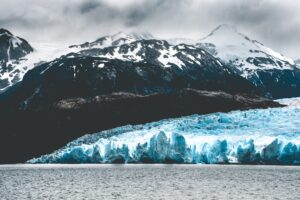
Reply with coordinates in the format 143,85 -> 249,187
111,31 -> 131,40
202,24 -> 244,41
213,24 -> 238,33
70,31 -> 154,49
198,24 -> 295,78
0,28 -> 12,36
111,31 -> 153,41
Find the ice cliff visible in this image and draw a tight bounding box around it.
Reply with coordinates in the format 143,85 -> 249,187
29,98 -> 300,165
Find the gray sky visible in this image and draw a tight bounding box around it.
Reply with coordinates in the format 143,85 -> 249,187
0,0 -> 299,58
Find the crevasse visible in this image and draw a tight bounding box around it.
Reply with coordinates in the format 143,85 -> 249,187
29,98 -> 300,165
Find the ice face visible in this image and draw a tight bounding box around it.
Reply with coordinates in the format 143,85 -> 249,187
29,98 -> 300,164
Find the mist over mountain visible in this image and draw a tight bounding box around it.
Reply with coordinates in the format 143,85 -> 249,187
1,25 -> 299,98
2,0 -> 300,59
197,24 -> 300,98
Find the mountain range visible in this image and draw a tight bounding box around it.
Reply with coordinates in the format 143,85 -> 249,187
1,25 -> 300,98
0,25 -> 297,163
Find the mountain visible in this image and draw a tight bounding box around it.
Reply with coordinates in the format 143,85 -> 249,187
0,30 -> 283,163
1,39 -> 258,110
295,59 -> 300,65
0,29 -> 33,61
69,31 -> 153,49
0,29 -> 81,93
2,27 -> 300,99
197,24 -> 300,98
0,28 -> 33,91
0,36 -> 269,163
0,31 -> 154,93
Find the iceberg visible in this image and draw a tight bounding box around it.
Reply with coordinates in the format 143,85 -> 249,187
29,98 -> 300,164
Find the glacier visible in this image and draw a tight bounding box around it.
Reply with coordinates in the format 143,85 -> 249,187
29,98 -> 300,165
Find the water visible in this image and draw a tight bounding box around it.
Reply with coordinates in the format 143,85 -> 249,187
1,164 -> 300,200
30,98 -> 300,164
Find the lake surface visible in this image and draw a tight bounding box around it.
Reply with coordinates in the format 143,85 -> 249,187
1,164 -> 300,200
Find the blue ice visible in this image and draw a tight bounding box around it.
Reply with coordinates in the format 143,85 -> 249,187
29,98 -> 300,164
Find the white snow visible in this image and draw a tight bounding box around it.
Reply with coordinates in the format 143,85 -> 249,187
71,31 -> 153,50
100,43 -> 144,62
0,42 -> 79,92
11,37 -> 22,48
157,47 -> 186,69
276,97 -> 300,107
216,60 -> 222,66
98,63 -> 105,68
198,24 -> 295,77
167,38 -> 196,45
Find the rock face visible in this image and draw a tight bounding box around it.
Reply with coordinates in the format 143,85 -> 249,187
0,28 -> 33,91
198,24 -> 300,98
0,88 -> 282,163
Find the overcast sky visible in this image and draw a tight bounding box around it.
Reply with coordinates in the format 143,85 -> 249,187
0,0 -> 299,58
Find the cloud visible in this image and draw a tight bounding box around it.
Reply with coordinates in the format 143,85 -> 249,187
79,1 -> 101,14
0,0 -> 299,58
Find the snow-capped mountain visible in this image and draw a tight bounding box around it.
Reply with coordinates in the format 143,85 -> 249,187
197,24 -> 300,98
0,38 -> 257,111
0,28 -> 33,90
0,28 -> 33,61
0,29 -> 83,93
295,59 -> 300,65
0,29 -> 285,164
69,31 -> 154,49
2,27 -> 300,98
79,39 -> 224,69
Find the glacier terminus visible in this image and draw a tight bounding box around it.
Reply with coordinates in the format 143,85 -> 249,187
29,98 -> 300,165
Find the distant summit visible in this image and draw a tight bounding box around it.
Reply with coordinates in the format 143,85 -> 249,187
0,28 -> 33,90
69,31 -> 154,49
197,24 -> 300,98
0,28 -> 13,35
0,28 -> 33,62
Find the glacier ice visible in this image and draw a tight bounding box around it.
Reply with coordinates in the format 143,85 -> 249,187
29,98 -> 300,164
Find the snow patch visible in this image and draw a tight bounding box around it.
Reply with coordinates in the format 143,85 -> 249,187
98,63 -> 105,68
157,47 -> 185,69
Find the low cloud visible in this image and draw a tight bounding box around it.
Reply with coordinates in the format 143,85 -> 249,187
0,0 -> 299,58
